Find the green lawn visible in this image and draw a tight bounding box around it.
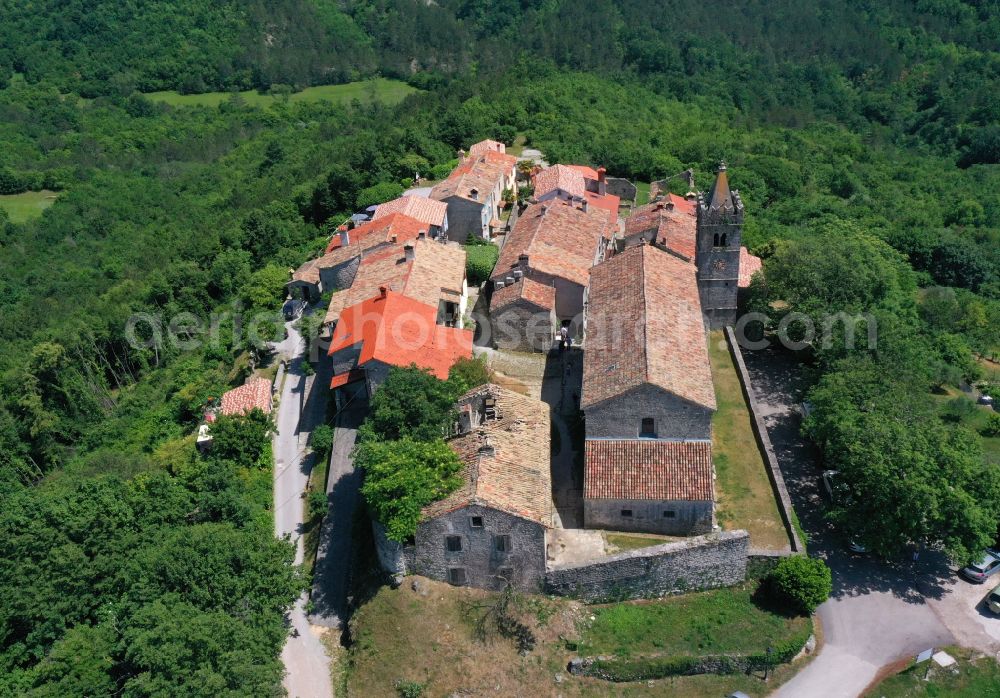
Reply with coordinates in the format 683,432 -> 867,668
577,581 -> 810,659
604,532 -> 679,552
143,78 -> 418,108
634,181 -> 651,204
864,647 -> 1000,697
0,190 -> 59,223
708,331 -> 791,551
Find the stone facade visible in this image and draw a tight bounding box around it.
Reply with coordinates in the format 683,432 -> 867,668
584,384 -> 713,441
411,504 -> 547,592
544,530 -> 749,602
490,299 -> 555,352
439,195 -> 495,242
605,176 -> 637,205
584,497 -> 713,536
695,165 -> 744,329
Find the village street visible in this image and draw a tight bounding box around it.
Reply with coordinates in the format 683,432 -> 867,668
272,316 -> 335,698
742,347 -> 1000,698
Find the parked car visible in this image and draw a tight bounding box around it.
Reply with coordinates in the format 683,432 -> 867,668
821,469 -> 840,501
960,549 -> 1000,583
987,582 -> 1000,614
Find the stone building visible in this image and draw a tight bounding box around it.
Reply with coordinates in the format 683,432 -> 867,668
373,195 -> 450,239
695,163 -> 745,328
411,384 -> 552,591
581,243 -> 717,535
286,212 -> 427,302
489,275 -> 556,352
323,237 -> 468,331
431,140 -> 517,242
326,289 -> 472,405
490,199 -> 614,334
531,163 -> 621,226
620,194 -> 697,253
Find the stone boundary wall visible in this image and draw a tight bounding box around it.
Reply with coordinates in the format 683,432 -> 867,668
544,530 -> 749,603
724,327 -> 803,553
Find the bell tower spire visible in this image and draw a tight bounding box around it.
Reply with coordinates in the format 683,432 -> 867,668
695,162 -> 744,328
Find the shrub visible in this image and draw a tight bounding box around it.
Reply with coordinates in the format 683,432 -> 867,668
465,243 -> 499,286
310,424 -> 334,455
448,355 -> 492,394
355,181 -> 404,210
983,412 -> 1000,438
307,490 -> 328,519
767,556 -> 832,615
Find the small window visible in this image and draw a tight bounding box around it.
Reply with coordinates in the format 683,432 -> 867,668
721,233 -> 728,247
621,509 -> 633,518
713,233 -> 720,247
495,534 -> 512,553
640,418 -> 655,437
447,568 -> 467,585
445,535 -> 462,552
470,516 -> 484,528
663,510 -> 676,518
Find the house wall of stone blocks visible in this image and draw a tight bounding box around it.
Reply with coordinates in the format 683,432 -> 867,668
490,301 -> 555,352
584,497 -> 713,536
584,384 -> 713,441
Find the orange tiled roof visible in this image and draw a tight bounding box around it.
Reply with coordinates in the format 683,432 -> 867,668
490,276 -> 555,311
324,239 -> 466,324
431,151 -> 515,203
423,384 -> 552,525
468,139 -> 506,156
624,199 -> 697,259
582,244 -> 716,411
532,164 -> 586,199
323,212 -> 427,255
739,247 -> 762,288
491,200 -> 612,287
566,164 -> 600,180
373,195 -> 448,228
220,377 -> 273,416
584,439 -> 714,501
327,290 -> 472,381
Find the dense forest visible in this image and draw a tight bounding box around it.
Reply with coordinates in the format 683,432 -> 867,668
1,0 -> 999,693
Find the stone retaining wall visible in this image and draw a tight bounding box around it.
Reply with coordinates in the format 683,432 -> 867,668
544,530 -> 749,603
724,327 -> 803,552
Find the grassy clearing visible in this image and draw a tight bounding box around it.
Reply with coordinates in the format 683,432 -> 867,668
577,581 -> 810,659
143,78 -> 417,108
930,386 -> 1000,465
345,577 -> 811,697
0,190 -> 59,223
708,331 -> 790,550
634,181 -> 651,204
464,242 -> 500,286
864,646 -> 1000,697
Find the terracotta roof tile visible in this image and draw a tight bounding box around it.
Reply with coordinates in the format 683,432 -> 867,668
423,384 -> 552,525
582,244 -> 716,411
491,200 -> 612,287
373,195 -> 448,228
490,276 -> 555,311
220,377 -> 273,416
532,164 -> 586,199
324,239 -> 466,323
585,439 -> 714,501
739,247 -> 762,288
323,212 -> 427,255
625,199 -> 697,259
468,139 -> 506,156
327,291 -> 472,381
430,151 -> 515,203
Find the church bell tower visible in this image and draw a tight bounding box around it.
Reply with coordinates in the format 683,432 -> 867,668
695,162 -> 743,328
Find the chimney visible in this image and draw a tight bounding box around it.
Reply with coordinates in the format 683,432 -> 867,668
404,244 -> 415,262
540,204 -> 550,216
581,199 -> 589,212
518,253 -> 529,267
418,229 -> 427,240
478,435 -> 495,458
512,269 -> 524,281
470,188 -> 479,201
665,201 -> 675,211
685,191 -> 697,201
458,148 -> 466,161
379,286 -> 388,299
597,166 -> 607,195
505,276 -> 514,286
390,234 -> 397,243
340,230 -> 350,246
495,280 -> 505,289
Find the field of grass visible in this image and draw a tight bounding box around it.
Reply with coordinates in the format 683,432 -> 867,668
345,576 -> 811,697
143,78 -> 418,108
708,331 -> 791,550
604,532 -> 678,552
0,190 -> 59,223
578,581 -> 810,659
864,647 -> 1000,697
930,386 -> 1000,465
634,181 -> 651,204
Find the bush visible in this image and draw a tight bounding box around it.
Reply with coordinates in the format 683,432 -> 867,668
984,412 -> 1000,438
465,243 -> 499,286
311,424 -> 334,455
356,181 -> 405,210
767,556 -> 832,615
448,356 -> 492,394
307,489 -> 329,519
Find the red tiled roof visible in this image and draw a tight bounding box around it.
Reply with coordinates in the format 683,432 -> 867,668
490,276 -> 555,311
532,164 -> 586,199
566,164 -> 600,180
424,384 -> 552,525
625,199 -> 697,259
323,212 -> 427,255
220,377 -> 273,416
330,369 -> 366,389
739,247 -> 762,288
328,291 -> 472,381
373,195 -> 448,228
468,139 -> 506,156
491,199 -> 613,287
325,239 -> 466,324
582,244 -> 716,411
585,439 -> 714,501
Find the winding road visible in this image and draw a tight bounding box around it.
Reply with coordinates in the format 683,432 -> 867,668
272,316 -> 335,698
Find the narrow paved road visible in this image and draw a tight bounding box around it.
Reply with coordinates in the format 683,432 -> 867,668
736,346 -> 997,698
272,315 -> 335,698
